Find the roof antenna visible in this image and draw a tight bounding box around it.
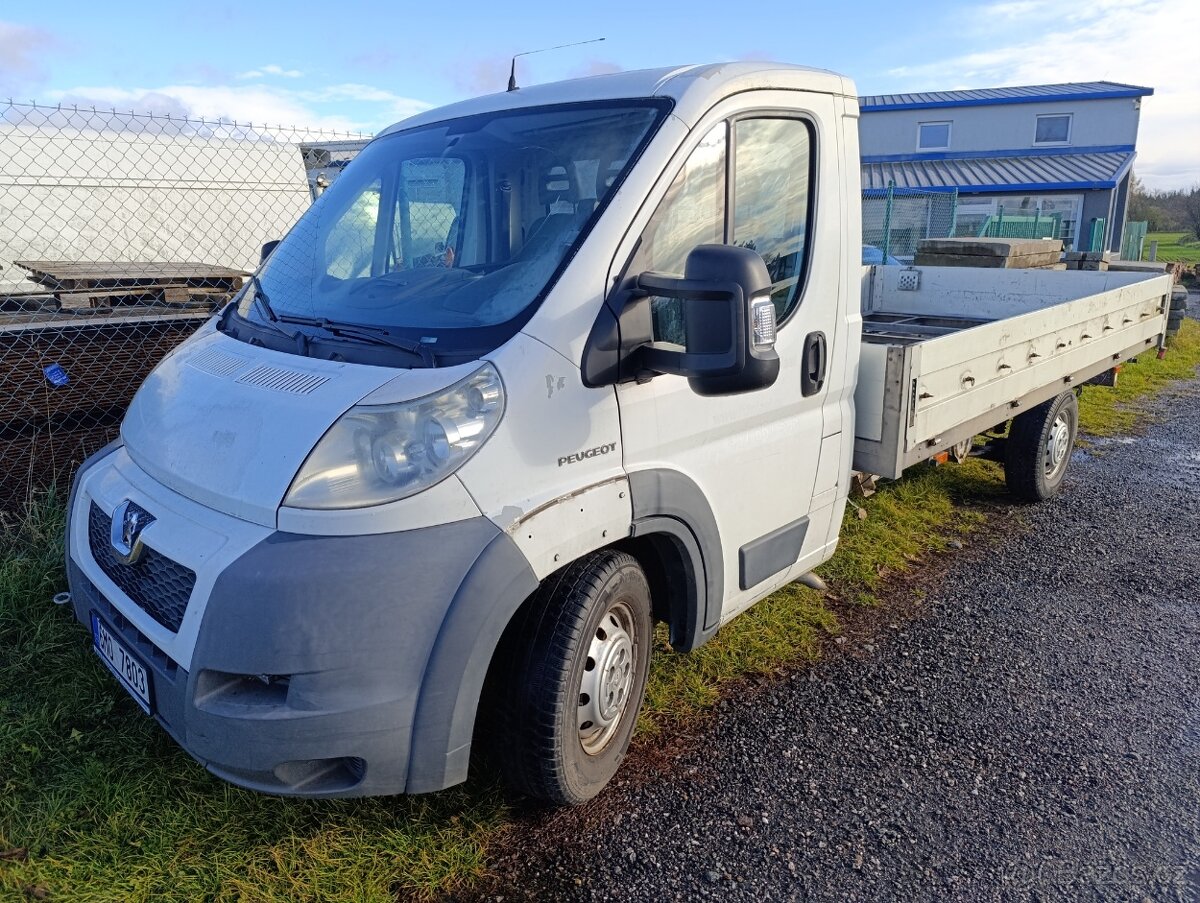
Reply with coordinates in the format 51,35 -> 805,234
508,37 -> 606,92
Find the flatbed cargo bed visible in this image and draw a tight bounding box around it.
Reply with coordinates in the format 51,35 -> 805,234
853,266 -> 1172,479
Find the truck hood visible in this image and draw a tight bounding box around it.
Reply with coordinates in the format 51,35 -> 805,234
120,329 -> 461,527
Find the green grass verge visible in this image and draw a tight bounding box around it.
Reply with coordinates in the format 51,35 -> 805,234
1145,231 -> 1200,265
0,497 -> 505,902
1078,318 -> 1200,435
2,319 -> 1199,900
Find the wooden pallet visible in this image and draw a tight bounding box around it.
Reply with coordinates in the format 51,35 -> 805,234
14,260 -> 247,310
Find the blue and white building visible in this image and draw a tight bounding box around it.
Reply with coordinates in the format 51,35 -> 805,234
858,81 -> 1153,254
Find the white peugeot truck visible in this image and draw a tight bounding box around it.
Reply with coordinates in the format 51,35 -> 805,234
64,63 -> 1171,806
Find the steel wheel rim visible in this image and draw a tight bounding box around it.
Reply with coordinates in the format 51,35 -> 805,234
578,600 -> 638,756
1045,412 -> 1072,477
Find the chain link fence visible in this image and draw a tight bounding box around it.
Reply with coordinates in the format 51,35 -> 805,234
861,184 -> 958,263
0,100 -> 369,510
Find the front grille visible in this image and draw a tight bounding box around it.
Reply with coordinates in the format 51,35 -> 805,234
87,502 -> 196,632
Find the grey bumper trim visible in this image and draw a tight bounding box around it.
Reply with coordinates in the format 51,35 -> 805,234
68,505 -> 538,798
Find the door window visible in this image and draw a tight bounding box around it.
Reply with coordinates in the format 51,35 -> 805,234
626,114 -> 815,344
628,123 -> 726,345
732,118 -> 813,321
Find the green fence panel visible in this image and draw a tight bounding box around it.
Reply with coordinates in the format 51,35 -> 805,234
861,185 -> 958,262
1121,220 -> 1147,261
975,210 -> 1061,240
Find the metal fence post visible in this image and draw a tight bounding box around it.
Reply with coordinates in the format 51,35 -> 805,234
881,180 -> 895,263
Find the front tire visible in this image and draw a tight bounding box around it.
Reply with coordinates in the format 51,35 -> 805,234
489,550 -> 653,806
1005,390 -> 1078,502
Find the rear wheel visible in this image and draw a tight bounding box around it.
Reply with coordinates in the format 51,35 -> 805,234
1005,390 -> 1078,502
489,550 -> 653,806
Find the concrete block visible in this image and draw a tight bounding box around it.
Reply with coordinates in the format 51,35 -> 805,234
915,250 -> 1063,269
918,237 -> 1063,258
1108,261 -> 1169,274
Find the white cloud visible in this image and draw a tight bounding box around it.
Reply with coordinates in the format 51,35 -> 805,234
0,20 -> 56,90
238,64 -> 304,80
44,81 -> 432,134
885,0 -> 1200,190
453,56 -> 515,96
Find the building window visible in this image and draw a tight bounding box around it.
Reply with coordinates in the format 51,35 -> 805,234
917,121 -> 951,151
1035,113 -> 1072,144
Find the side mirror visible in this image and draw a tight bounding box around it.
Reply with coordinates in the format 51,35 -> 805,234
636,244 -> 780,396
260,240 -> 281,264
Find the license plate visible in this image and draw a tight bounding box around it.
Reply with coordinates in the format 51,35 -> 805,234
91,613 -> 152,713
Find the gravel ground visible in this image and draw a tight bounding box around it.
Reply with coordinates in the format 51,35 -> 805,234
477,377 -> 1200,902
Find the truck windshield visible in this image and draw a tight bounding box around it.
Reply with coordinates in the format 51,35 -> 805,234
236,100 -> 668,357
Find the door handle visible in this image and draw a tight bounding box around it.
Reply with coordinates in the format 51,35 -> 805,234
801,331 -> 827,397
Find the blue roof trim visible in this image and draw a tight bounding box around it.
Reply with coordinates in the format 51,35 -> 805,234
865,181 -> 1121,195
957,180 -> 1119,193
861,149 -> 1134,194
859,82 -> 1153,112
863,186 -> 959,197
1110,152 -> 1136,186
860,144 -> 1136,165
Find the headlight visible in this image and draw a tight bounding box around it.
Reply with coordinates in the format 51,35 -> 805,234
284,363 -> 505,509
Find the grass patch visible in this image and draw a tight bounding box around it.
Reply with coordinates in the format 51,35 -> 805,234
3,319 -> 1198,899
0,495 -> 505,903
1077,319 -> 1200,435
1144,232 -> 1200,265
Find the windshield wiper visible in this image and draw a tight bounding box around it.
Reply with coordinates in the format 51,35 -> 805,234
248,273 -> 279,323
225,273 -> 299,344
275,314 -> 438,367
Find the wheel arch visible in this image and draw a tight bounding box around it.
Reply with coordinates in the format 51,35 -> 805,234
409,468 -> 723,791
405,529 -> 540,794
623,468 -> 723,651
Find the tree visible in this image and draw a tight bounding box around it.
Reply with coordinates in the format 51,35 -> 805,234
1182,187 -> 1200,242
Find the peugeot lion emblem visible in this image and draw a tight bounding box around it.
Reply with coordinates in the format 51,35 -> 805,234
110,500 -> 155,566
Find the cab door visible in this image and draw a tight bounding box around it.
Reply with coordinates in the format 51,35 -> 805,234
614,91 -> 844,624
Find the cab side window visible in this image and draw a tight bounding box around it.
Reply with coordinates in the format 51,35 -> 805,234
628,123 -> 726,345
625,115 -> 814,344
732,118 -> 813,322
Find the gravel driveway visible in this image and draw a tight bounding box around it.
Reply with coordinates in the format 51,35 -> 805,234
477,377 -> 1200,902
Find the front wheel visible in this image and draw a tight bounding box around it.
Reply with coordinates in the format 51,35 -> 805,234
488,550 -> 653,806
1005,390 -> 1079,502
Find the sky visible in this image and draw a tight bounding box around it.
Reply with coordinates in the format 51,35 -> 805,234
1,0 -> 1197,189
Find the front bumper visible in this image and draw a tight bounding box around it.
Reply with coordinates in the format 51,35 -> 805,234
66,445 -> 536,797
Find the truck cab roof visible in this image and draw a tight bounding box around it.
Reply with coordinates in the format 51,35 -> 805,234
379,61 -> 858,136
